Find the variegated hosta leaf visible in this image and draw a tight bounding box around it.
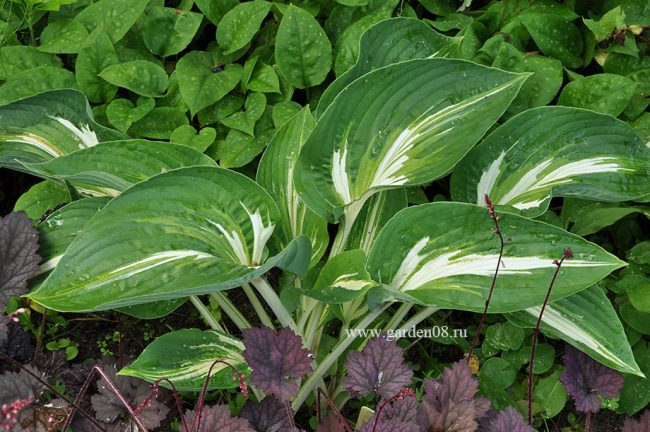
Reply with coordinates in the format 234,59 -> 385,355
295,58 -> 527,225
0,89 -> 125,170
27,166 -> 311,312
256,107 -> 328,268
317,17 -> 461,116
119,329 -> 248,391
36,197 -> 110,277
344,189 -> 407,254
24,140 -> 215,197
451,106 -> 650,217
506,286 -> 642,376
366,202 -> 624,313
304,249 -> 377,304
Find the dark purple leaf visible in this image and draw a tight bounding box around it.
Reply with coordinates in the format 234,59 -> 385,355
91,365 -> 168,429
360,393 -> 422,432
185,404 -> 255,432
240,396 -> 301,432
622,409 -> 650,432
0,366 -> 44,405
478,407 -> 532,432
343,335 -> 413,400
0,212 -> 40,307
0,317 -> 7,347
243,327 -> 313,401
560,345 -> 624,413
0,320 -> 34,360
316,411 -> 348,432
416,360 -> 490,432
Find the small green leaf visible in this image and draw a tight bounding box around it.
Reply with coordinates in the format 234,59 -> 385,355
106,97 -> 155,133
99,60 -> 168,97
129,107 -> 189,139
562,199 -> 648,236
618,341 -> 650,415
220,93 -> 266,136
13,181 -> 71,222
74,0 -> 149,43
142,7 -> 203,57
583,6 -> 626,42
195,0 -> 238,25
479,357 -> 517,389
271,101 -> 302,129
533,369 -> 567,418
119,329 -> 248,391
558,74 -> 637,116
520,14 -> 583,68
242,57 -> 280,93
176,51 -> 243,116
216,0 -> 271,55
276,5 -> 332,88
38,18 -> 89,54
217,106 -> 275,168
75,30 -> 119,103
170,125 -> 216,152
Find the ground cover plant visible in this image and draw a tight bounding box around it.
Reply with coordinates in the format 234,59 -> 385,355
1,0 -> 650,431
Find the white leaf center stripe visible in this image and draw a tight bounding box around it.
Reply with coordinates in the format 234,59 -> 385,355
49,116 -> 99,149
496,157 -> 630,208
332,273 -> 370,291
108,250 -> 213,277
524,305 -> 629,370
391,237 -> 613,292
476,151 -> 506,204
207,219 -> 249,265
5,133 -> 63,157
370,81 -> 518,189
332,146 -> 352,204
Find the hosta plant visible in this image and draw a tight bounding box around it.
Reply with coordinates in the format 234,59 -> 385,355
1,16 -> 650,430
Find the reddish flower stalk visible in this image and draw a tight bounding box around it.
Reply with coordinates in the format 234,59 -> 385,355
527,248 -> 573,425
191,358 -> 248,432
1,397 -> 33,431
316,388 -> 354,432
468,194 -> 507,361
370,388 -> 416,432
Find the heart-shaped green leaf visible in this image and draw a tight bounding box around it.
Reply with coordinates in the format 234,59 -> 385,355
220,93 -> 266,136
38,18 -> 89,54
366,202 -> 624,313
216,0 -> 270,55
106,97 -> 155,133
75,30 -> 119,103
170,125 -> 216,152
142,7 -> 203,57
74,0 -> 149,43
99,60 -> 168,97
27,166 -> 311,312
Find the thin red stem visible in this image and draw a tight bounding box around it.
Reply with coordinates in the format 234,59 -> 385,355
468,194 -> 506,360
371,389 -> 415,432
285,401 -> 297,431
316,388 -> 354,432
527,249 -> 572,425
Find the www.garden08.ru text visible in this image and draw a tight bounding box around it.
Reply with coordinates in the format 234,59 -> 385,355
345,326 -> 468,340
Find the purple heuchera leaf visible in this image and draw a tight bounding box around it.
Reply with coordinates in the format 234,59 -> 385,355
185,404 -> 255,432
359,394 -> 423,432
560,345 -> 624,413
240,396 -> 303,432
91,365 -> 168,429
478,407 -> 532,432
344,335 -> 413,400
0,366 -> 44,405
416,360 -> 490,432
622,409 -> 650,432
360,418 -> 422,432
243,327 -> 313,401
0,212 -> 40,307
316,412 -> 348,432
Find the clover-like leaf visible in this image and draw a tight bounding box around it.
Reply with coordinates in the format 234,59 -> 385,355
478,407 -> 532,432
560,345 -> 624,413
242,327 -> 313,401
416,360 -> 490,431
622,409 -> 650,432
240,396 -> 301,432
185,405 -> 255,432
0,212 -> 40,308
343,335 -> 413,400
